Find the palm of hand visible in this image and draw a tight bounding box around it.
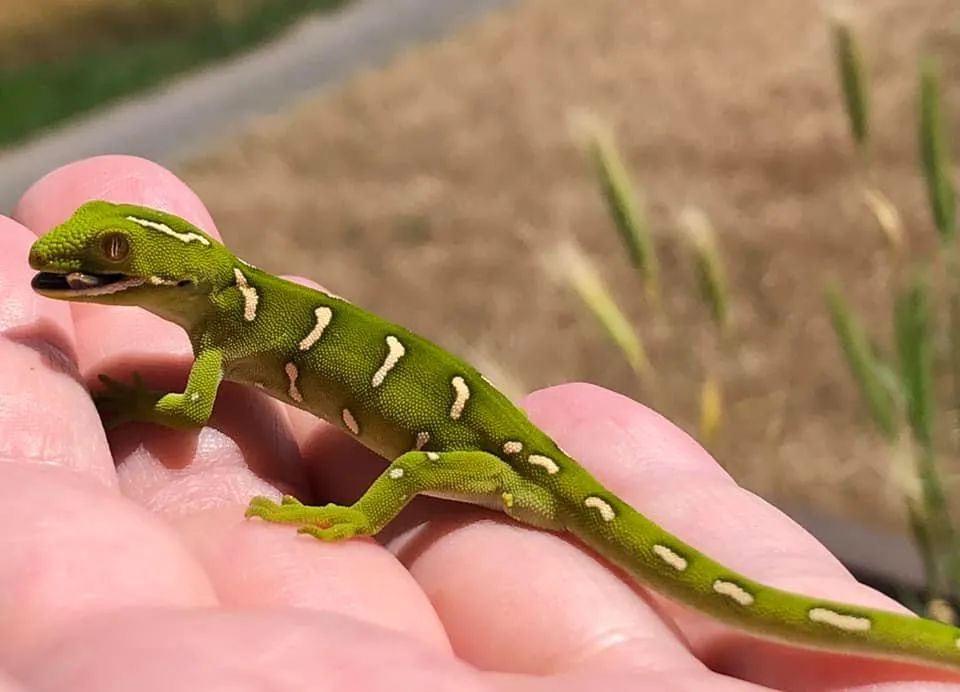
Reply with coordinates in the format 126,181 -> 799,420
0,157 -> 955,692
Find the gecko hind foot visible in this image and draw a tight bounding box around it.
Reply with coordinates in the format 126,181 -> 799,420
245,496 -> 371,541
245,496 -> 303,522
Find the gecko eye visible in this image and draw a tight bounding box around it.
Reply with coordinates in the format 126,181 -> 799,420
101,233 -> 129,262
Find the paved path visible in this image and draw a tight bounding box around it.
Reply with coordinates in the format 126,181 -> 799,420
0,0 -> 515,212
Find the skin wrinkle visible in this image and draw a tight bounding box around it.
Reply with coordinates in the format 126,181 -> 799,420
563,624 -> 691,674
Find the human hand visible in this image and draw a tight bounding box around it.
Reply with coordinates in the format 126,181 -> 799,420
1,156 -> 957,691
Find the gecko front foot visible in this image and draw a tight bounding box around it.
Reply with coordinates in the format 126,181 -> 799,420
245,496 -> 371,541
94,373 -> 162,428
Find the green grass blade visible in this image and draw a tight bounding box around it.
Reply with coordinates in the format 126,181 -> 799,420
891,435 -> 939,603
946,252 -> 960,442
824,280 -> 899,439
571,114 -> 660,301
548,240 -> 650,378
832,21 -> 870,149
895,275 -> 934,447
894,273 -> 956,598
919,57 -> 957,243
679,207 -> 730,334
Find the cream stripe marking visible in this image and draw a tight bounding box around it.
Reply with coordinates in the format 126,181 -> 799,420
713,580 -> 754,606
342,408 -> 359,435
233,268 -> 259,321
450,376 -> 470,420
808,608 -> 872,632
415,431 -> 430,450
652,544 -> 688,571
388,467 -> 405,479
584,496 -> 615,522
502,441 -> 523,455
372,335 -> 406,387
284,363 -> 302,403
64,276 -> 145,297
299,306 -> 333,351
426,452 -> 440,461
528,454 -> 560,474
126,215 -> 210,246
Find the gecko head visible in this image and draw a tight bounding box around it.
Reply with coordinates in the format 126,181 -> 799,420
29,200 -> 235,308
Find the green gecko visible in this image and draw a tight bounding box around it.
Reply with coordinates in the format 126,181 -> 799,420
25,199 -> 960,673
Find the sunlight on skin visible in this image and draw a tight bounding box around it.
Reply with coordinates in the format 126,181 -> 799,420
0,156 -> 958,690
0,672 -> 27,692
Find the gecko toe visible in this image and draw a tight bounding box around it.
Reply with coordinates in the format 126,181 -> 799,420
297,524 -> 359,541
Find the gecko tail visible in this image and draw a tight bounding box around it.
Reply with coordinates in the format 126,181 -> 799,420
563,488 -> 960,672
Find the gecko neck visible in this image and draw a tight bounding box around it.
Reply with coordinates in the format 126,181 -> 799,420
141,289 -> 221,336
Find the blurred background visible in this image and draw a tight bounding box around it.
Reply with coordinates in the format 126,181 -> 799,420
3,0 -> 960,613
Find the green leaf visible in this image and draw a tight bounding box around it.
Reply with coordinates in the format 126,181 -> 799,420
679,207 -> 730,334
832,22 -> 870,148
894,274 -> 935,447
549,240 -> 650,379
573,115 -> 660,302
919,57 -> 957,243
824,280 -> 899,439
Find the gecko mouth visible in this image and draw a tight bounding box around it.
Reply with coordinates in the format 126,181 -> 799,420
31,271 -> 145,296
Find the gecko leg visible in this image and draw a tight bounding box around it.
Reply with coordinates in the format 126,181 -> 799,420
246,449 -> 562,541
95,348 -> 224,429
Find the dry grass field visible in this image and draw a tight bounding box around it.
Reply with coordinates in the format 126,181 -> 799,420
179,0 -> 960,531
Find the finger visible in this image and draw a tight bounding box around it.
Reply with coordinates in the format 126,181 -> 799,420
15,155 -> 307,501
374,383 -> 700,676
15,156 -> 218,388
0,216 -> 114,484
0,463 -> 217,668
0,208 -> 217,667
274,275 -> 392,505
14,155 -> 218,238
286,361 -> 706,674
524,383 -> 951,687
15,155 -> 219,378
205,274 -> 448,646
1,194 -> 223,655
0,672 -> 28,692
396,382 -> 949,686
175,506 -> 450,649
16,606 -> 775,692
264,285 -> 698,668
15,608 -> 471,692
16,163 -> 448,646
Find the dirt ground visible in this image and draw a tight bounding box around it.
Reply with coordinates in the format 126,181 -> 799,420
179,0 -> 960,531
